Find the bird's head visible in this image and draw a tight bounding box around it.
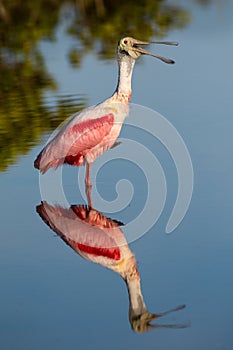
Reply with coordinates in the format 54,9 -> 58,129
118,37 -> 178,64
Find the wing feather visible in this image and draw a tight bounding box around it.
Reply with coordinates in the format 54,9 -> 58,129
34,111 -> 115,173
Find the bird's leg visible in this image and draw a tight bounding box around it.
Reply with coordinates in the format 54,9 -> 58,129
85,163 -> 92,187
85,163 -> 93,208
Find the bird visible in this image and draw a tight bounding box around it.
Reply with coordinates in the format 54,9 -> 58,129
34,37 -> 178,186
36,199 -> 186,332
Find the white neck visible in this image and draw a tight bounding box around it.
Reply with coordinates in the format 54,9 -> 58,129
114,53 -> 135,100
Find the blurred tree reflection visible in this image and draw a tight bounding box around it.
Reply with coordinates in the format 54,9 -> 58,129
194,0 -> 213,6
0,0 -> 214,171
0,0 -> 86,171
68,0 -> 190,60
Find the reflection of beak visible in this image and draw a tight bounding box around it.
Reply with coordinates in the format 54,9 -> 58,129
131,39 -> 178,64
131,305 -> 188,333
130,312 -> 158,333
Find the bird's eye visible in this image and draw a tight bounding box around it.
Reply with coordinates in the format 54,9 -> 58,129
124,39 -> 128,45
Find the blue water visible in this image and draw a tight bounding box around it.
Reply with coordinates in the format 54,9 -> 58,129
1,1 -> 233,349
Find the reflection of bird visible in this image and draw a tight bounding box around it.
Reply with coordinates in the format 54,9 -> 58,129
36,201 -> 186,333
34,37 -> 177,186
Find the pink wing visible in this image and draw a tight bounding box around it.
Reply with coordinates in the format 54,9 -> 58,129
36,202 -> 123,262
34,112 -> 114,173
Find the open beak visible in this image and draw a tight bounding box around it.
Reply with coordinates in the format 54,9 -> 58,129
130,39 -> 178,64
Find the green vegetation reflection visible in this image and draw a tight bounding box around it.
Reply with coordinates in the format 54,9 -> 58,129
68,0 -> 190,61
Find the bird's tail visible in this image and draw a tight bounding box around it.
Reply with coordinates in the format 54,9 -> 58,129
34,151 -> 42,170
34,150 -> 60,174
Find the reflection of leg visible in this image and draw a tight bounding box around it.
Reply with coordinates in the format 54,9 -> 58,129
85,184 -> 93,208
85,163 -> 92,186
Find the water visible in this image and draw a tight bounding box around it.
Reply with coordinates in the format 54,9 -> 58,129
1,1 -> 233,349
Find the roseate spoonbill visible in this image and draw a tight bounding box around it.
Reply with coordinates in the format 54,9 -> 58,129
36,200 -> 186,332
34,37 -> 178,186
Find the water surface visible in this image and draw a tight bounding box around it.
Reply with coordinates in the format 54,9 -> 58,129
1,1 -> 233,349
